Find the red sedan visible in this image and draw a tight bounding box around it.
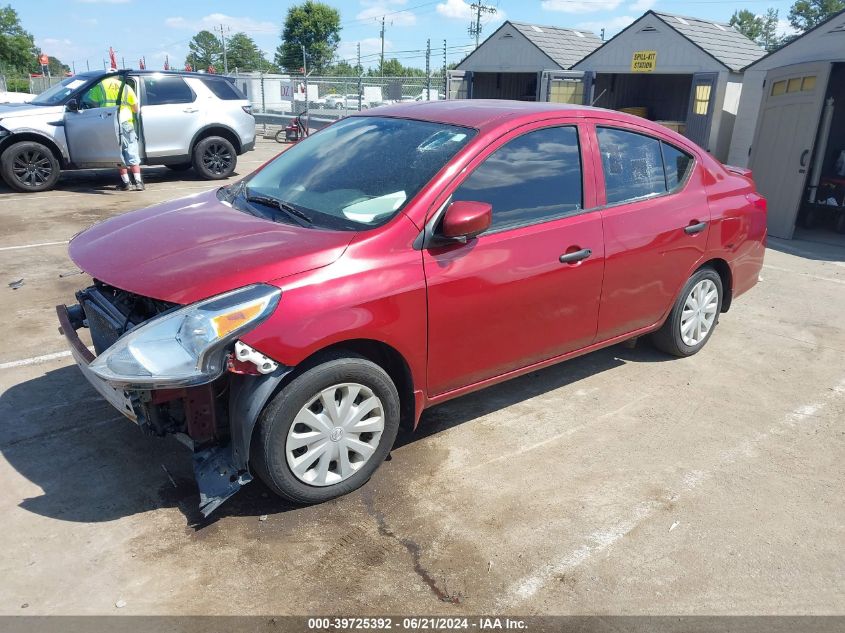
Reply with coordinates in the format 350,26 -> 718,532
57,101 -> 767,515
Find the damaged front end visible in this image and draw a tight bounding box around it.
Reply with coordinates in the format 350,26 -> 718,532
57,281 -> 288,516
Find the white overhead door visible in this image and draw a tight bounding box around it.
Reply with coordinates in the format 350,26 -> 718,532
750,62 -> 831,239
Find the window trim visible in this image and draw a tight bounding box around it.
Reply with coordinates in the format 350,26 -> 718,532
594,125 -> 696,210
444,123 -> 589,238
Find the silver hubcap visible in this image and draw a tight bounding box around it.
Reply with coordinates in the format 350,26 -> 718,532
680,279 -> 719,346
286,383 -> 384,486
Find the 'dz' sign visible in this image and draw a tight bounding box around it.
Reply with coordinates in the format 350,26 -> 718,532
631,50 -> 656,72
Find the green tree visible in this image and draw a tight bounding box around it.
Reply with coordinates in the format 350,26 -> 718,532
186,30 -> 222,71
226,32 -> 268,71
730,8 -> 783,51
0,5 -> 36,74
275,1 -> 341,73
45,56 -> 69,75
325,59 -> 361,76
788,0 -> 845,31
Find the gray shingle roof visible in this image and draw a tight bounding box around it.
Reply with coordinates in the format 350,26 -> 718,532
653,12 -> 766,71
509,22 -> 603,69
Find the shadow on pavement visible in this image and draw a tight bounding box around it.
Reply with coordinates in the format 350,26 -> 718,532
1,341 -> 667,527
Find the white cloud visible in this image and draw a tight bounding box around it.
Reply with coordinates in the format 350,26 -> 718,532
542,0 -> 623,14
436,0 -> 505,22
776,19 -> 798,38
164,13 -> 276,34
36,38 -> 79,61
628,0 -> 656,11
575,15 -> 635,34
357,0 -> 417,27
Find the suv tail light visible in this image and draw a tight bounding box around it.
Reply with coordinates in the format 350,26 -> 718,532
746,192 -> 767,213
242,105 -> 253,115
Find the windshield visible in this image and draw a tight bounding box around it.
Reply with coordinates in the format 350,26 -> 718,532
243,116 -> 475,230
31,75 -> 94,105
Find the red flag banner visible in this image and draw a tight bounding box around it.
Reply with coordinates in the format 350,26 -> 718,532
108,47 -> 117,69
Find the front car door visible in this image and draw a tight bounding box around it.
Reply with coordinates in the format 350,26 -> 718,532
64,74 -> 127,167
591,122 -> 710,341
137,74 -> 199,160
423,121 -> 605,397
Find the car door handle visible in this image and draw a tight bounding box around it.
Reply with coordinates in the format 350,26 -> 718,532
684,221 -> 707,235
559,248 -> 592,264
183,107 -> 199,113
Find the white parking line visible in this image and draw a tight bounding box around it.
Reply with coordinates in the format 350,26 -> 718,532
0,240 -> 69,252
0,350 -> 72,370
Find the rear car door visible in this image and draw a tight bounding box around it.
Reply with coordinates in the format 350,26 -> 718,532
64,75 -> 126,167
137,74 -> 199,159
423,122 -> 605,396
591,123 -> 709,341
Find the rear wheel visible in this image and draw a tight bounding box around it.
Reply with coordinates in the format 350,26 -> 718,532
1,141 -> 61,193
192,136 -> 236,180
252,354 -> 400,504
651,267 -> 723,357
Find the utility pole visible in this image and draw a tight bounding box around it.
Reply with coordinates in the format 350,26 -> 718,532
468,2 -> 497,49
357,42 -> 363,112
442,39 -> 447,99
425,39 -> 431,101
215,24 -> 231,73
302,44 -> 309,130
601,28 -> 605,41
379,16 -> 386,76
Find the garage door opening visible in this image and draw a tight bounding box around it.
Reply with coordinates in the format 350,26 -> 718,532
796,62 -> 845,244
590,73 -> 716,148
470,72 -> 539,101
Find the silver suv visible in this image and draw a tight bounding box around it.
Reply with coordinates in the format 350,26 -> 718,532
0,69 -> 256,192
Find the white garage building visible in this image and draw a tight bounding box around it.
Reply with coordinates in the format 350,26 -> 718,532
727,10 -> 845,239
572,11 -> 766,161
449,21 -> 602,103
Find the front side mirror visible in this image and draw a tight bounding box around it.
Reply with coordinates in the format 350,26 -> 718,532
441,200 -> 492,240
65,98 -> 79,112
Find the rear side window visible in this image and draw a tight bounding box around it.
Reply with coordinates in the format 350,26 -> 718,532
597,127 -> 665,204
661,142 -> 694,191
142,76 -> 195,105
452,126 -> 583,232
201,78 -> 245,100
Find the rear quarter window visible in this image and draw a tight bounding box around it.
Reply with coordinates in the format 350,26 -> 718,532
142,76 -> 195,105
200,78 -> 246,100
661,142 -> 694,191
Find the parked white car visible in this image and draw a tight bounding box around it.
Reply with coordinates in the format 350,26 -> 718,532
325,94 -> 370,110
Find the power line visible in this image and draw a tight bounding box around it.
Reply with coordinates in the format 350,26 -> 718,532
468,2 -> 497,49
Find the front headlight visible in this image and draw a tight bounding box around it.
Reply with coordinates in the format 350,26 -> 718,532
89,284 -> 281,389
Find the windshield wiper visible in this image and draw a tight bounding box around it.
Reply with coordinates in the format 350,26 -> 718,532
244,191 -> 313,227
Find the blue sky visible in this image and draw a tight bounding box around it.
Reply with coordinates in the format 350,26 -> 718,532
15,0 -> 798,72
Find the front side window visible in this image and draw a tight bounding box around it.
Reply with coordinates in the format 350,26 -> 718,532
79,76 -> 136,110
597,127 -> 666,204
241,116 -> 475,230
142,75 -> 194,105
451,126 -> 583,232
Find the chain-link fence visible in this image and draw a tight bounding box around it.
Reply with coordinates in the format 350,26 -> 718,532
229,72 -> 447,120
0,74 -> 65,96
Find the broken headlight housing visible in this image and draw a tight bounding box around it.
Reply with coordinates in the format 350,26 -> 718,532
89,284 -> 281,389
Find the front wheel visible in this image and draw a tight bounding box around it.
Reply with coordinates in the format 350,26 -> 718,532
1,141 -> 61,192
252,354 -> 400,504
192,136 -> 237,180
651,267 -> 723,357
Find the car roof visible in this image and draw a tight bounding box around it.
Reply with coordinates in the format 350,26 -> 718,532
76,69 -> 234,80
355,99 -> 703,154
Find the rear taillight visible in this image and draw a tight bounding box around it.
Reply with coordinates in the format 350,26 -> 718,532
746,192 -> 767,213
242,105 -> 253,115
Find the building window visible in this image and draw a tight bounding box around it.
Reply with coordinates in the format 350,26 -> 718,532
693,84 -> 711,115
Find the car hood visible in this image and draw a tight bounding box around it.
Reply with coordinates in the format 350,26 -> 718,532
69,189 -> 356,304
0,103 -> 62,119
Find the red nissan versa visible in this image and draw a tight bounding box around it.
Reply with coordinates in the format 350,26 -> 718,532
57,101 -> 767,515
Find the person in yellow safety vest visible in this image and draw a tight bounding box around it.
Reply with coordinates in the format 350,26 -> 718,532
89,75 -> 144,191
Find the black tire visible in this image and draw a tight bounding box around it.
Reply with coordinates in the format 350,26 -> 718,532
252,354 -> 401,505
651,267 -> 723,358
192,136 -> 237,180
274,128 -> 286,144
1,141 -> 61,193
165,163 -> 192,172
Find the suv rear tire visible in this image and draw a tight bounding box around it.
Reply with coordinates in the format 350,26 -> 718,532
192,136 -> 236,180
1,141 -> 61,193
